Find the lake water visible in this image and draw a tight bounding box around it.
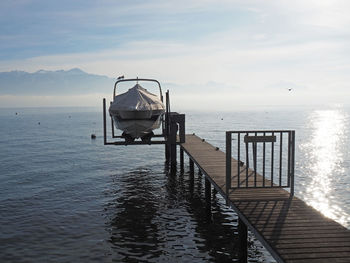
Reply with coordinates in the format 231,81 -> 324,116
0,106 -> 349,262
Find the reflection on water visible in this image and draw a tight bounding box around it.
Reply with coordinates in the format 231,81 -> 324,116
8,107 -> 350,262
108,168 -> 163,261
103,166 -> 267,262
300,109 -> 349,226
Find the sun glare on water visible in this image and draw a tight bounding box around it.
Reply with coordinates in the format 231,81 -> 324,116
300,109 -> 349,226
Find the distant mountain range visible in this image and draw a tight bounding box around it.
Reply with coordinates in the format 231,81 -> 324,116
0,68 -> 241,98
0,68 -> 114,95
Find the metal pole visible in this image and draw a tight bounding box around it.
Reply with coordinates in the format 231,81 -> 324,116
271,132 -> 274,187
165,91 -> 170,162
291,131 -> 295,196
253,133 -> 258,187
279,132 -> 283,186
111,118 -> 115,138
226,132 -> 232,201
245,133 -> 249,188
287,131 -> 291,187
166,91 -> 170,136
103,98 -> 107,145
263,132 -> 266,187
237,133 -> 240,188
110,101 -> 115,138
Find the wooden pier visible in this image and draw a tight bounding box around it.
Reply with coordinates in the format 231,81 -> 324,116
180,134 -> 350,263
102,90 -> 350,262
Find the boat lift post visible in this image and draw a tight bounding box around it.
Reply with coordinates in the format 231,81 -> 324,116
166,112 -> 185,173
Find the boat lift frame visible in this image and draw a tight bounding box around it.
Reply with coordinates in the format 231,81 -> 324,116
102,78 -> 185,170
113,78 -> 163,103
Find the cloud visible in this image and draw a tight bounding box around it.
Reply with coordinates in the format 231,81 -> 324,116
1,0 -> 350,108
1,35 -> 349,94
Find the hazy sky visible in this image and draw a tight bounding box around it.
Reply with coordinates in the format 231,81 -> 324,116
1,0 -> 350,109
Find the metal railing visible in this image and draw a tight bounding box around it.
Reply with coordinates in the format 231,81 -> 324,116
226,130 -> 295,196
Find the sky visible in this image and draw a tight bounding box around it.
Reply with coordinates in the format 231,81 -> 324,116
0,0 -> 350,109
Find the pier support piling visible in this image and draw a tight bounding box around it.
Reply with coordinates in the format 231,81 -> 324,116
189,159 -> 194,176
205,177 -> 211,203
238,218 -> 248,263
166,112 -> 185,174
165,143 -> 169,163
169,121 -> 178,173
180,148 -> 184,173
205,176 -> 212,220
189,159 -> 194,192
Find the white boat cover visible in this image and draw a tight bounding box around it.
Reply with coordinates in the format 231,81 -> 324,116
110,84 -> 164,112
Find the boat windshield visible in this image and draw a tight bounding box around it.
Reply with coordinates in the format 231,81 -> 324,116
115,80 -> 162,99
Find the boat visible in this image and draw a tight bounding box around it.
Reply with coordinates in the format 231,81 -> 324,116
109,78 -> 165,141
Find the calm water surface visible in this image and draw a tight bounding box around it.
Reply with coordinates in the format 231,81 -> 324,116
0,106 -> 349,262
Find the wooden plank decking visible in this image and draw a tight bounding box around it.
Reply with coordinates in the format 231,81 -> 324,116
180,134 -> 350,263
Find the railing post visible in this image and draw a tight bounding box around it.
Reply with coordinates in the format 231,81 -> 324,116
290,131 -> 295,196
226,132 -> 232,202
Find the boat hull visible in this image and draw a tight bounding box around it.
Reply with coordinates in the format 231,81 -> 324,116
111,113 -> 163,139
108,83 -> 165,139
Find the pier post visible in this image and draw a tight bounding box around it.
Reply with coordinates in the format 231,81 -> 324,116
189,159 -> 194,192
205,177 -> 211,203
170,121 -> 178,173
167,112 -> 184,173
205,176 -> 212,220
189,159 -> 194,176
180,148 -> 184,173
238,218 -> 248,263
165,143 -> 169,162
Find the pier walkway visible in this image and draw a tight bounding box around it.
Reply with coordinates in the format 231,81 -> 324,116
180,134 -> 350,263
